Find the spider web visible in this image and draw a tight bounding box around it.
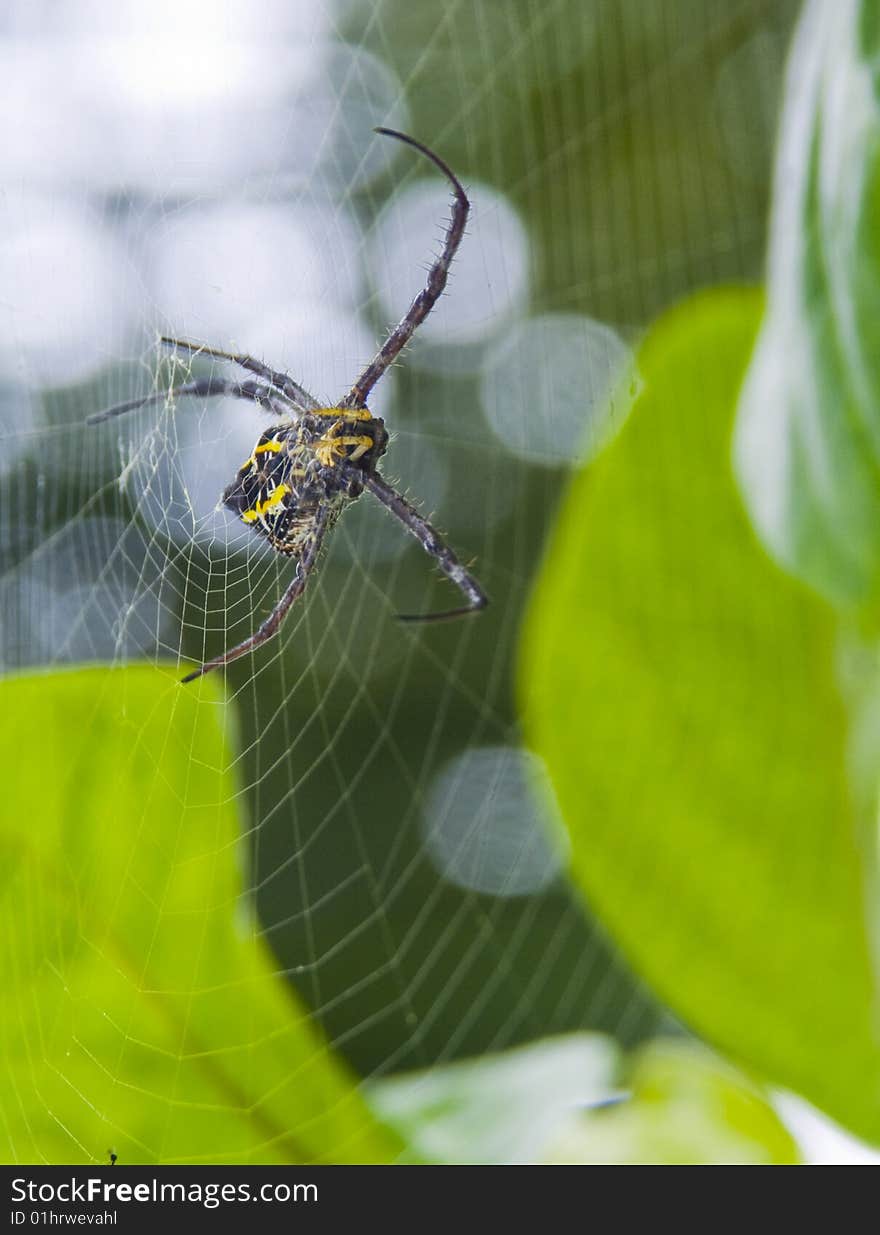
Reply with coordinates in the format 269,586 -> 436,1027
0,0 -> 800,1160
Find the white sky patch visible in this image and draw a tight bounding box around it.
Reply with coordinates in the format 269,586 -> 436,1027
481,313 -> 637,468
0,36 -> 327,196
146,200 -> 364,346
0,20 -> 404,199
368,179 -> 530,370
3,0 -> 333,40
420,746 -> 570,898
0,199 -> 140,387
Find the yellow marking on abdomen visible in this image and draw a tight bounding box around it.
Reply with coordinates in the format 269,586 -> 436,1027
241,483 -> 290,523
240,439 -> 284,471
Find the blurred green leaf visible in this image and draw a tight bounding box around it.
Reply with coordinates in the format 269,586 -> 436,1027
541,1041 -> 799,1165
736,0 -> 880,605
369,1031 -> 797,1165
367,1033 -> 617,1164
0,667 -> 399,1165
521,288 -> 880,1143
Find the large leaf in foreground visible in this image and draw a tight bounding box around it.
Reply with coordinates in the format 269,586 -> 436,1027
0,667 -> 398,1164
521,289 -> 880,1141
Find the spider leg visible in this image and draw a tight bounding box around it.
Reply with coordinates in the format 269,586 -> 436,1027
86,377 -> 289,424
161,336 -> 320,413
363,472 -> 488,621
341,128 -> 469,409
180,506 -> 330,684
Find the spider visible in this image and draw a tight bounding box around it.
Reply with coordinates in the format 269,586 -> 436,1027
89,127 -> 488,684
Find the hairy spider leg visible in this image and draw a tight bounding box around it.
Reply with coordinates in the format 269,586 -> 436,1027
161,336 -> 320,412
342,127 -> 470,410
363,473 -> 488,620
179,504 -> 332,683
86,377 -> 289,425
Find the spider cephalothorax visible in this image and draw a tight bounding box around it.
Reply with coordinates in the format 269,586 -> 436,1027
89,128 -> 488,683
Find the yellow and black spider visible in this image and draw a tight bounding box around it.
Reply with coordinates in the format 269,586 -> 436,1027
89,128 -> 488,684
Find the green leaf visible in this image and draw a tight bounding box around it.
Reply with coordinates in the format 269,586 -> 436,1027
735,0 -> 880,605
1,667 -> 399,1165
521,288 -> 880,1142
541,1041 -> 799,1165
366,1033 -> 617,1164
368,1032 -> 797,1165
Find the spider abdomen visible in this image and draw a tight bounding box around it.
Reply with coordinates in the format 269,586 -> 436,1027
223,412 -> 388,555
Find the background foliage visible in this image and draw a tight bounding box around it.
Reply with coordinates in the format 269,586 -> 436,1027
6,0 -> 878,1164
